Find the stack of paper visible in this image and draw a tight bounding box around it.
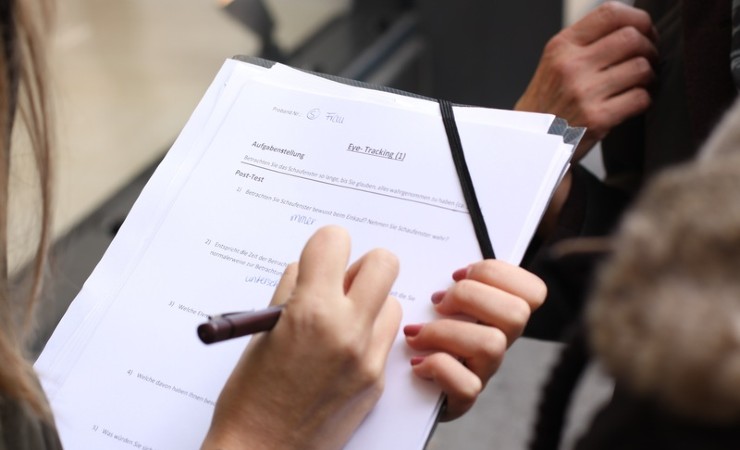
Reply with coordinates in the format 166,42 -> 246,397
35,57 -> 579,450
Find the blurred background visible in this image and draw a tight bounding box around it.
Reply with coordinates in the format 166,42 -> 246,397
29,1 -> 616,448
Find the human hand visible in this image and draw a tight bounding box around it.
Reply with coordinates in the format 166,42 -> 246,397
202,226 -> 402,450
515,1 -> 657,159
403,260 -> 546,421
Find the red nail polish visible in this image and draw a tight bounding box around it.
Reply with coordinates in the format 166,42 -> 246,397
431,291 -> 445,304
410,356 -> 426,366
452,267 -> 468,281
432,291 -> 447,305
403,324 -> 423,337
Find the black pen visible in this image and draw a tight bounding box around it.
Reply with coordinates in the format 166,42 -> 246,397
197,305 -> 284,344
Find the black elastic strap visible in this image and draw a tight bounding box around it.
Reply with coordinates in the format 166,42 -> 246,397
438,99 -> 496,259
732,0 -> 740,90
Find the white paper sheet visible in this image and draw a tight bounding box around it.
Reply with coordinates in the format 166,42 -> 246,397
36,58 -> 575,450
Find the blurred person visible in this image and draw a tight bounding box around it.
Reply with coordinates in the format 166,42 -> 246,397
515,2 -> 740,447
515,0 -> 738,339
533,96 -> 740,449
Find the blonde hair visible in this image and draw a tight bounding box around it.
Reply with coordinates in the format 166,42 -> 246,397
0,0 -> 53,418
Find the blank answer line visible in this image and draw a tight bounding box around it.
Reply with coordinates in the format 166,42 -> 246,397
240,161 -> 468,214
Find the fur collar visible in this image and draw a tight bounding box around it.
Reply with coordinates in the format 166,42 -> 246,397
587,98 -> 740,423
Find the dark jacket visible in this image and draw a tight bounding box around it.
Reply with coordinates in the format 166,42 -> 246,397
526,1 -> 740,448
523,0 -> 738,341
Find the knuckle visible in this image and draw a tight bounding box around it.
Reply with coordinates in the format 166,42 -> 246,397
291,298 -> 330,328
544,34 -> 567,54
595,2 -> 620,25
618,26 -> 642,48
327,330 -> 366,362
568,79 -> 593,103
530,278 -> 548,309
457,377 -> 483,404
542,38 -> 580,74
355,360 -> 384,389
581,105 -> 609,129
365,248 -> 399,276
632,89 -> 652,111
468,260 -> 499,283
636,89 -> 652,107
449,279 -> 477,305
478,330 -> 507,361
483,258 -> 506,274
633,57 -> 653,80
550,56 -> 579,80
507,301 -> 532,331
474,259 -> 520,285
345,355 -> 386,394
520,273 -> 548,307
418,321 -> 442,342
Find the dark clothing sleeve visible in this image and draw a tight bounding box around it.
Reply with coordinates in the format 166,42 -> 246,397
522,164 -> 631,340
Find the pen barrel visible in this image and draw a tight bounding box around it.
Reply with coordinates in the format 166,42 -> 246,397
197,317 -> 235,344
197,305 -> 283,344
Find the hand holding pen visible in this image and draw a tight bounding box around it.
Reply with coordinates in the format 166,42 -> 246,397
198,226 -> 548,427
202,225 -> 402,449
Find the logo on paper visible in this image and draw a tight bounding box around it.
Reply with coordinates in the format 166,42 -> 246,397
307,108 -> 321,120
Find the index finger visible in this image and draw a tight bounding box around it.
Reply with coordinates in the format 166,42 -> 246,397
292,225 -> 351,303
565,2 -> 655,46
345,248 -> 399,319
269,262 -> 298,306
457,260 -> 547,311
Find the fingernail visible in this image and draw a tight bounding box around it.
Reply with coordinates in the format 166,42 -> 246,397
431,291 -> 445,304
410,356 -> 426,366
452,266 -> 469,281
403,324 -> 423,337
